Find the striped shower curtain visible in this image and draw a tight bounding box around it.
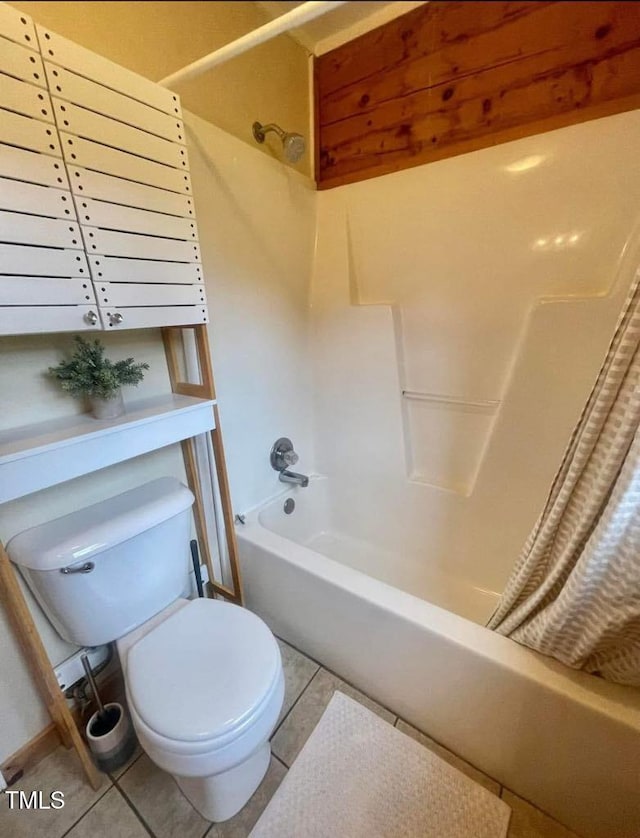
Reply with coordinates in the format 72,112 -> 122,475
488,272 -> 640,687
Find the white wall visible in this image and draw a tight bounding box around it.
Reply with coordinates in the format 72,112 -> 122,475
311,110 -> 640,595
184,111 -> 316,514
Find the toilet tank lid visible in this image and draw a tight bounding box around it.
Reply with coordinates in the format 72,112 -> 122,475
6,478 -> 194,572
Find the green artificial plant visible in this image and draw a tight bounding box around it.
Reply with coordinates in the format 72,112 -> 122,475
49,336 -> 150,400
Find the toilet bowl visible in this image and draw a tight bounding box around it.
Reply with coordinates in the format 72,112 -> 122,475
118,597 -> 284,822
6,479 -> 284,822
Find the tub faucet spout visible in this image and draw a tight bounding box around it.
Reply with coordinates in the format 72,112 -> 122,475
279,469 -> 309,488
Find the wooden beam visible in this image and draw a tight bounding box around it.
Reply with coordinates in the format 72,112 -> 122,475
316,1 -> 640,187
0,543 -> 102,790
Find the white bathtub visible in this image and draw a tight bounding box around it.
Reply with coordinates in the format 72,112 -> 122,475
237,478 -> 640,838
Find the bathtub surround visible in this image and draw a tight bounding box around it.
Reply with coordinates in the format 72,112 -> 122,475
310,110 -> 640,599
489,271 -> 640,686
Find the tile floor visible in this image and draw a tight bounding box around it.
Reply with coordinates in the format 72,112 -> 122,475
0,638 -> 582,838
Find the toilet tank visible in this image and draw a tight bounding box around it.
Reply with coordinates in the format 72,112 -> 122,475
7,478 -> 195,647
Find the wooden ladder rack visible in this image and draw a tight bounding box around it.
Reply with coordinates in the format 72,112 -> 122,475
0,324 -> 242,790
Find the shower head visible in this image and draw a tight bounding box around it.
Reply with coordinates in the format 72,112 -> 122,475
282,132 -> 305,164
252,121 -> 306,164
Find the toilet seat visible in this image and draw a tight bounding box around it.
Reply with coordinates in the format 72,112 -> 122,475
125,598 -> 282,747
128,664 -> 283,777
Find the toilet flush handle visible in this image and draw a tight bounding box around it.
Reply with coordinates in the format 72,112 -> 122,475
60,561 -> 95,575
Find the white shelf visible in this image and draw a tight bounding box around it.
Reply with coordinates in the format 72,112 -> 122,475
0,394 -> 215,504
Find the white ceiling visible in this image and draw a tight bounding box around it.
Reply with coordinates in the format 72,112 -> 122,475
255,1 -> 426,55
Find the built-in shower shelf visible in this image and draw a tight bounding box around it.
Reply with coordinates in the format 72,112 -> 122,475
0,393 -> 215,504
402,390 -> 500,413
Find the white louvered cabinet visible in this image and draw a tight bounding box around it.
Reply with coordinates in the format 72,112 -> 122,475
0,4 -> 98,335
38,25 -> 208,331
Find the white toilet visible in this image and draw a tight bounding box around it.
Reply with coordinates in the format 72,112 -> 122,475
7,477 -> 284,822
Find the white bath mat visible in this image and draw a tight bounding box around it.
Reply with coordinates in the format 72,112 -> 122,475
250,691 -> 510,838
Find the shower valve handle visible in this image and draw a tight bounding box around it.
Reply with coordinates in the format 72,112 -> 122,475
283,450 -> 299,467
270,437 -> 300,472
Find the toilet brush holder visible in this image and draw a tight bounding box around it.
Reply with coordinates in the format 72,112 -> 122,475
85,702 -> 137,773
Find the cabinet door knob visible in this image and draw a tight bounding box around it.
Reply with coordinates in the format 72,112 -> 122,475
84,310 -> 98,325
110,312 -> 124,325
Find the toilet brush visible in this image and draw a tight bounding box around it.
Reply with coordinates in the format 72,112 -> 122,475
81,654 -> 137,772
82,653 -> 110,725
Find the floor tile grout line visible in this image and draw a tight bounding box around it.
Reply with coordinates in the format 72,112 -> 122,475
271,663 -> 401,767
270,669 -> 327,766
305,662 -> 396,722
276,635 -> 400,722
271,753 -> 289,772
108,750 -> 142,784
271,666 -> 399,768
113,776 -> 157,838
275,635 -> 323,671
270,663 -> 321,743
58,778 -> 113,838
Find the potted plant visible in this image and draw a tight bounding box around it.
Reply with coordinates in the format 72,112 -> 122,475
49,336 -> 150,419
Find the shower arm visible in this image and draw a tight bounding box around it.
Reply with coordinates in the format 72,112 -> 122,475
253,123 -> 285,143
